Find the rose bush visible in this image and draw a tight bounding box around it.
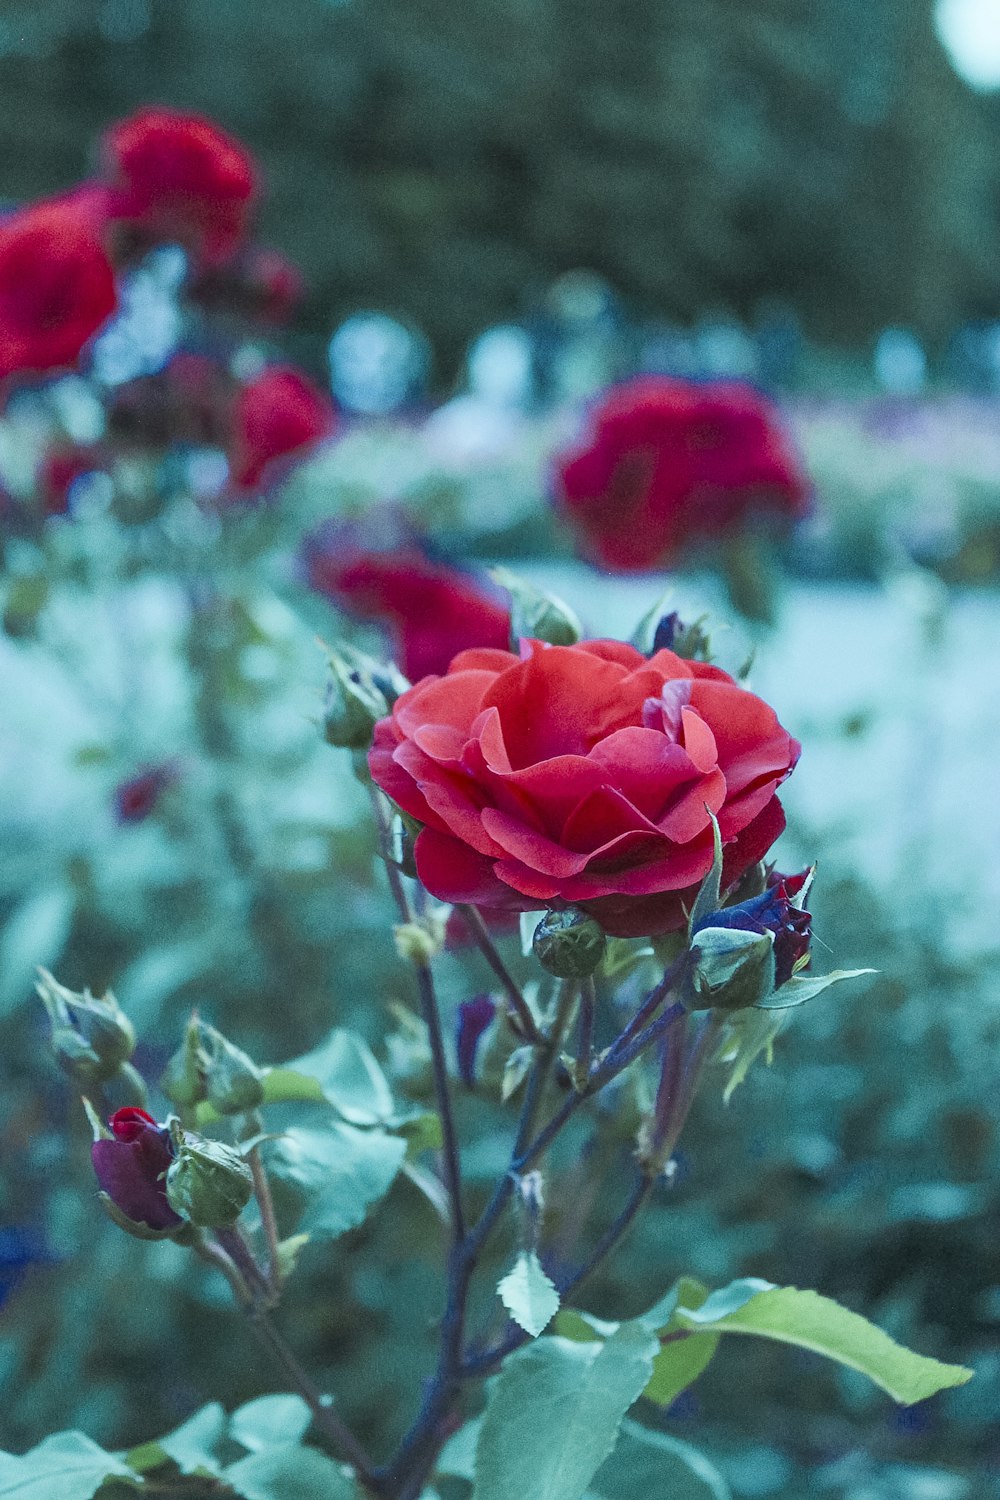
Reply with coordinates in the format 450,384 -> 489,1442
370,637 -> 799,936
554,375 -> 809,571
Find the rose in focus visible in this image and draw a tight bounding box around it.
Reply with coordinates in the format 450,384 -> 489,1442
370,638 -> 799,937
554,376 -> 809,571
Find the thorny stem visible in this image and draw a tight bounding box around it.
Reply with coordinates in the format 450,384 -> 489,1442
457,903 -> 543,1044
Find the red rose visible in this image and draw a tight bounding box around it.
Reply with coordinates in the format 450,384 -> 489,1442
91,1107 -> 183,1231
554,376 -> 809,572
370,638 -> 799,938
306,543 -> 512,681
228,364 -> 335,492
0,200 -> 117,382
101,107 -> 258,267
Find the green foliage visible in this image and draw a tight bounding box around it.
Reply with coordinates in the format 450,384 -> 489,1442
668,1280 -> 973,1406
471,1325 -> 659,1500
498,1249 -> 561,1337
1,1397 -> 356,1500
0,1433 -> 132,1499
589,1420 -> 731,1500
265,1121 -> 406,1242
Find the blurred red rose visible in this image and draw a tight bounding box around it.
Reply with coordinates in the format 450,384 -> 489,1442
306,544 -> 512,681
115,764 -> 177,823
370,638 -> 798,937
102,107 -> 258,267
0,199 -> 117,382
554,376 -> 809,571
228,364 -> 335,491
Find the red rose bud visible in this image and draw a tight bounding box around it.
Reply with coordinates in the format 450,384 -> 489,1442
650,611 -> 713,662
91,1107 -> 184,1233
306,542 -> 511,681
554,376 -> 810,572
228,364 -> 335,492
370,638 -> 799,938
0,199 -> 117,383
114,764 -> 176,823
694,873 -> 812,989
101,107 -> 258,267
456,995 -> 497,1086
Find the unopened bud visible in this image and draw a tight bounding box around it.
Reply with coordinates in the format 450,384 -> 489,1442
323,646 -> 388,750
532,908 -> 606,978
685,927 -> 776,1012
394,910 -> 448,967
165,1128 -> 254,1227
162,1015 -> 265,1116
492,568 -> 582,649
90,1105 -> 184,1237
651,611 -> 713,662
37,969 -> 135,1087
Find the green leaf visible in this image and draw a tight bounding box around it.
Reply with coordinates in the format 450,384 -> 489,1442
642,1278 -> 720,1408
436,1417 -> 482,1481
158,1402 -> 226,1475
266,1123 -> 405,1241
0,1432 -> 133,1498
498,1251 -> 560,1338
281,1030 -> 395,1124
223,1443 -> 358,1500
472,1323 -> 659,1500
229,1395 -> 312,1452
502,1045 -> 534,1102
628,587 -> 675,654
714,1009 -> 787,1102
0,887 -> 74,1016
756,969 -> 877,1010
674,1282 -> 974,1404
590,1420 -> 731,1500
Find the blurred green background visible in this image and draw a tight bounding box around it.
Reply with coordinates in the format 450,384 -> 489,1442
4,0 -> 1000,375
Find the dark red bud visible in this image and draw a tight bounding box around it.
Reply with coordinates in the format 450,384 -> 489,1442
694,874 -> 811,989
91,1107 -> 183,1230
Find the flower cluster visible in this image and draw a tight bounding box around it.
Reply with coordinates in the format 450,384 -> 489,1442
1,107 -> 333,496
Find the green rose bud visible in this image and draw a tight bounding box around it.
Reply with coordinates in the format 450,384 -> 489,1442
165,1127 -> 254,1227
36,969 -> 136,1087
323,645 -> 389,750
685,926 -> 776,1012
162,1015 -> 265,1117
532,908 -> 607,978
492,568 -> 583,649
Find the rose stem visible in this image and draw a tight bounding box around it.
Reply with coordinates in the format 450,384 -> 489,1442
247,1143 -> 282,1292
576,976 -> 596,1078
192,1233 -> 380,1488
456,903 -> 543,1045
